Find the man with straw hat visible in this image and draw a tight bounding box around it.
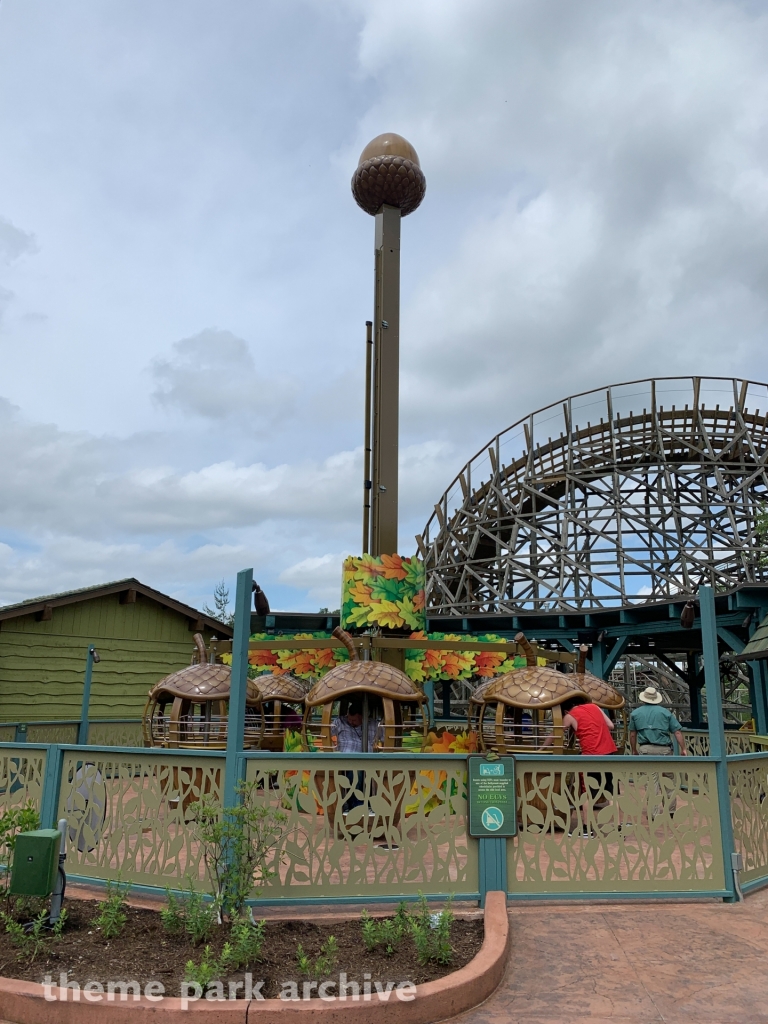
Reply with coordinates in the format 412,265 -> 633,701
629,686 -> 687,817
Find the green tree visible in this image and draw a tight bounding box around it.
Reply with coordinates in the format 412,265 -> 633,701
203,580 -> 234,627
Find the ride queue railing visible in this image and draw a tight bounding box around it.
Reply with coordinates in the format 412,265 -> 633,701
0,740 -> 753,903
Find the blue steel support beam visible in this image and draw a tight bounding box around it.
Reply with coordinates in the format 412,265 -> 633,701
699,586 -> 737,902
224,568 -> 253,808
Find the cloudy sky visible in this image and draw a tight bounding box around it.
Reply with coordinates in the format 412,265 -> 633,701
0,0 -> 767,614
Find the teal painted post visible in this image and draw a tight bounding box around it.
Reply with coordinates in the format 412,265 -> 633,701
479,838 -> 507,906
78,645 -> 98,745
753,661 -> 768,736
587,639 -> 605,679
424,680 -> 435,728
39,745 -> 64,829
224,569 -> 253,809
699,586 -> 737,901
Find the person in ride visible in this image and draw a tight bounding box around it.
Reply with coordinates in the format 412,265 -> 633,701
561,696 -> 618,837
563,696 -> 618,756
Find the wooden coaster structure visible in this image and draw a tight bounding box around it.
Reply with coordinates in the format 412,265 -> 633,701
143,633 -> 262,749
302,627 -> 428,752
256,673 -> 307,751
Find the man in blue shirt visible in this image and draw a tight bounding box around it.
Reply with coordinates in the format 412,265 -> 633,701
629,687 -> 687,756
629,686 -> 686,817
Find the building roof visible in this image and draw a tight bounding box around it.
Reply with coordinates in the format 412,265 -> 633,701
0,578 -> 233,637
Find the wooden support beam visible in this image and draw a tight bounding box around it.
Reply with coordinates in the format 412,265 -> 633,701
120,588 -> 137,604
188,617 -> 205,632
36,605 -> 53,622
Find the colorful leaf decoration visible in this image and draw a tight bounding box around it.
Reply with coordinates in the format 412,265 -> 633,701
341,554 -> 426,632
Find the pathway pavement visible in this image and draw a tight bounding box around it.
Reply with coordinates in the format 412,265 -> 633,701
460,889 -> 768,1024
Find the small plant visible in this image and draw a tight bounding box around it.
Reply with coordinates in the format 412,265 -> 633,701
160,888 -> 184,935
0,803 -> 40,897
182,887 -> 220,946
296,935 -> 338,980
92,878 -> 130,939
0,907 -> 67,963
184,945 -> 220,991
159,882 -> 219,945
219,915 -> 266,971
410,893 -> 453,966
361,902 -> 410,955
188,781 -> 287,919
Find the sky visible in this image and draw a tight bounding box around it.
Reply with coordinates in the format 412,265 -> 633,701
0,0 -> 767,615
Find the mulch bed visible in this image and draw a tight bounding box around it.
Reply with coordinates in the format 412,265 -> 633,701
0,899 -> 484,1000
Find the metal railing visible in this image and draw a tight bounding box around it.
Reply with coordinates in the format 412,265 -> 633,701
0,740 -> 739,904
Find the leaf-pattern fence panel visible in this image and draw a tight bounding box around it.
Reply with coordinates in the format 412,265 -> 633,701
507,758 -> 725,893
244,755 -> 478,899
86,721 -> 144,747
56,750 -> 224,888
0,727 -> 16,743
728,754 -> 768,886
27,723 -> 79,744
682,732 -> 710,756
725,734 -> 755,754
0,746 -> 45,814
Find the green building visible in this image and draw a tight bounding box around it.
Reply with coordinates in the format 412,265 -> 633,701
0,579 -> 232,739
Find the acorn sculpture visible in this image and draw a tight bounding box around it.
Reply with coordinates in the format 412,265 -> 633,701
257,673 -> 307,752
142,634 -> 262,749
476,633 -> 590,755
302,627 -> 427,753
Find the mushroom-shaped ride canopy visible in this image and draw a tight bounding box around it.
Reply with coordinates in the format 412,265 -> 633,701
143,634 -> 262,749
302,627 -> 427,752
256,673 -> 307,751
476,633 -> 590,754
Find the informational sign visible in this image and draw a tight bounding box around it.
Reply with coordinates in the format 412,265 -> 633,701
468,755 -> 517,838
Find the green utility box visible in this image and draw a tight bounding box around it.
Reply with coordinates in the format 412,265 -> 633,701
10,829 -> 61,897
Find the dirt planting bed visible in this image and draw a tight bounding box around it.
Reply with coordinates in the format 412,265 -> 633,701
0,899 -> 484,1000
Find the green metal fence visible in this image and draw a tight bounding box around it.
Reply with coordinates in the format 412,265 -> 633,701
727,752 -> 768,891
6,729 -> 768,904
508,754 -> 726,897
0,719 -> 142,747
0,744 -> 47,815
242,752 -> 478,902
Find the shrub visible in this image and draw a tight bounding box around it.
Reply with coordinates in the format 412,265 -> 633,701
0,803 -> 40,897
160,882 -> 219,945
0,906 -> 67,962
219,915 -> 266,972
410,893 -> 453,965
184,945 -> 220,991
92,878 -> 130,939
361,902 -> 410,954
296,935 -> 338,980
188,781 -> 287,919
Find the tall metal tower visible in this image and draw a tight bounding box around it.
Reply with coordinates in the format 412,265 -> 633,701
352,134 -> 426,557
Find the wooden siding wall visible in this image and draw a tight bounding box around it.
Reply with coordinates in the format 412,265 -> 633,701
0,593 -> 218,722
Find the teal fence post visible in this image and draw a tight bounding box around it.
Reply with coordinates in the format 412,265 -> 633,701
39,744 -> 64,829
424,680 -> 435,727
78,645 -> 98,745
479,837 -> 507,906
224,568 -> 253,808
699,585 -> 737,901
755,661 -> 768,736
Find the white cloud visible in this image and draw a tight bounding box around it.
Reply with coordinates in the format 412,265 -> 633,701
150,328 -> 295,425
279,553 -> 348,608
1,1 -> 768,613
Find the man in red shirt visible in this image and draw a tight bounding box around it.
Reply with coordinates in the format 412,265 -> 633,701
561,696 -> 618,837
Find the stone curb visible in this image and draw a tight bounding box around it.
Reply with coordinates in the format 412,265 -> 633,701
0,892 -> 509,1024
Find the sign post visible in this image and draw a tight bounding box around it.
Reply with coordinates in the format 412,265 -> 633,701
468,754 -> 515,906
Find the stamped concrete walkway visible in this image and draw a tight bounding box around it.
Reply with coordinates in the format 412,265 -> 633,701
460,888 -> 768,1024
